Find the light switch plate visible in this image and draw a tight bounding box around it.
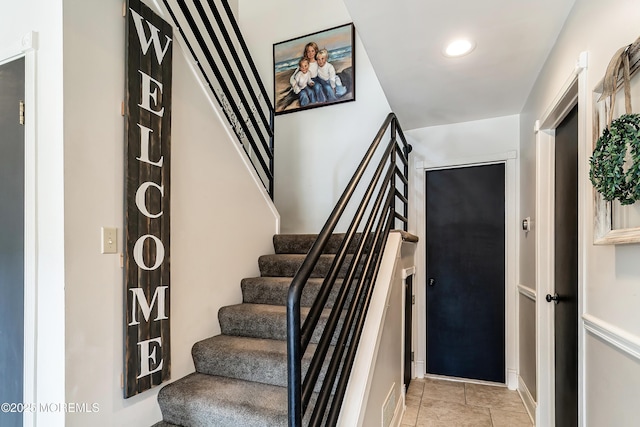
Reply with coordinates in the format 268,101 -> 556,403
102,227 -> 117,254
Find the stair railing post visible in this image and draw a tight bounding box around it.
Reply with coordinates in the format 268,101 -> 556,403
390,119 -> 397,229
287,288 -> 302,427
269,109 -> 275,198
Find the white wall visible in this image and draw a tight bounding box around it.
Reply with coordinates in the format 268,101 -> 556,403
519,0 -> 640,423
61,0 -> 278,425
0,2 -> 66,426
238,0 -> 392,233
406,115 -> 520,383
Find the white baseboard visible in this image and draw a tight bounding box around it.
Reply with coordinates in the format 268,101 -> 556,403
518,375 -> 536,425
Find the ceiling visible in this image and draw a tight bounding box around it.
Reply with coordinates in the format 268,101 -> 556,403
343,0 -> 576,130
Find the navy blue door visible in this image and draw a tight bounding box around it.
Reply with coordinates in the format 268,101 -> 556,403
0,57 -> 26,427
426,164 -> 505,383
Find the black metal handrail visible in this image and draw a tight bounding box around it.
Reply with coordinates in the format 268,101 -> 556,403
161,0 -> 275,198
287,113 -> 411,426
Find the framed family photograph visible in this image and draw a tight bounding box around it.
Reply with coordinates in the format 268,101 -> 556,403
273,23 -> 356,115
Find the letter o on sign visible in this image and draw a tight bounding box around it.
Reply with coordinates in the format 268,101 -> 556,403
133,234 -> 165,270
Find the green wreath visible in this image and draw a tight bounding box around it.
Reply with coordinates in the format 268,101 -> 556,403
589,113 -> 640,205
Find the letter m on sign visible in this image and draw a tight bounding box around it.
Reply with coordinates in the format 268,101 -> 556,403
124,0 -> 173,399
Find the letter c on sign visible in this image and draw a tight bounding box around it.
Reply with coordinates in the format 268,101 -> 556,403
136,182 -> 164,218
133,234 -> 165,270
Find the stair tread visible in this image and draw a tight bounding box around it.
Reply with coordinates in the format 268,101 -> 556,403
241,276 -> 344,307
192,335 -> 333,391
158,373 -> 288,427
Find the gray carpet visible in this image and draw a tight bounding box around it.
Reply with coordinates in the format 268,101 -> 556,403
154,234 -> 352,426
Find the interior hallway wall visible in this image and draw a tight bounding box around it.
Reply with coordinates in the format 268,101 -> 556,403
519,0 -> 640,423
62,0 -> 278,425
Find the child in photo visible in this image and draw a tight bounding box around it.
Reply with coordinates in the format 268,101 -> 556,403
315,48 -> 346,102
291,58 -> 316,107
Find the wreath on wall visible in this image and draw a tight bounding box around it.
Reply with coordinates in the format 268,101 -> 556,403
589,113 -> 640,205
589,39 -> 640,205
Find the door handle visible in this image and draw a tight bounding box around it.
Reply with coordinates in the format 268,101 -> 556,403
428,278 -> 436,287
545,293 -> 559,304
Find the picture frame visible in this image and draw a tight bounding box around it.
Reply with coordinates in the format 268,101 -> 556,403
273,23 -> 355,115
592,40 -> 640,245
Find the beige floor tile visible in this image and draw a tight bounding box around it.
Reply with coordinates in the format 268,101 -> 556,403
406,379 -> 426,399
422,378 -> 466,404
401,402 -> 420,426
465,383 -> 526,413
490,408 -> 533,426
416,398 -> 492,427
406,394 -> 422,407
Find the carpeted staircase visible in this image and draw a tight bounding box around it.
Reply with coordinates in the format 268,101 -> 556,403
153,233 -> 363,427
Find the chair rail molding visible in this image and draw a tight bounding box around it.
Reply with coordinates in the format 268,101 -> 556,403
517,284 -> 536,301
583,313 -> 640,361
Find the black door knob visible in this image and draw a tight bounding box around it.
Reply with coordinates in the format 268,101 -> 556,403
428,278 -> 436,287
546,293 -> 559,304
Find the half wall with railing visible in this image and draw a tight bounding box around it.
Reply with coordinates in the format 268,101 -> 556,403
287,113 -> 411,426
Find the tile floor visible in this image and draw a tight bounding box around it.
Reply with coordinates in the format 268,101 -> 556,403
401,377 -> 533,427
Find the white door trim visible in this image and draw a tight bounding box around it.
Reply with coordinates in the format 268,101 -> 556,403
535,51 -> 588,427
414,151 -> 518,389
0,31 -> 38,427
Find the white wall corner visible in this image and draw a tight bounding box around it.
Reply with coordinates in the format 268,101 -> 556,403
534,120 -> 540,133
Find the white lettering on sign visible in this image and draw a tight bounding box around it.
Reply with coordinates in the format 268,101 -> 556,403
129,8 -> 172,64
128,286 -> 168,326
133,234 -> 165,271
137,71 -> 165,117
136,124 -> 164,167
137,337 -> 164,378
135,182 -> 164,219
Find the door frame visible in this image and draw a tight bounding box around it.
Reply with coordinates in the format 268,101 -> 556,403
535,51 -> 588,427
413,151 -> 519,389
0,32 -> 37,427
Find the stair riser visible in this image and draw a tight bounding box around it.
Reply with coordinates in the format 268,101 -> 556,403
273,233 -> 370,255
259,254 -> 364,278
218,305 -> 344,345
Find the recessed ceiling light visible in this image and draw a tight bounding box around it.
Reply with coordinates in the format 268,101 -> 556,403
443,39 -> 476,57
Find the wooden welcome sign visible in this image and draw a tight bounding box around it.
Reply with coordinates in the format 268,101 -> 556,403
124,0 -> 173,398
